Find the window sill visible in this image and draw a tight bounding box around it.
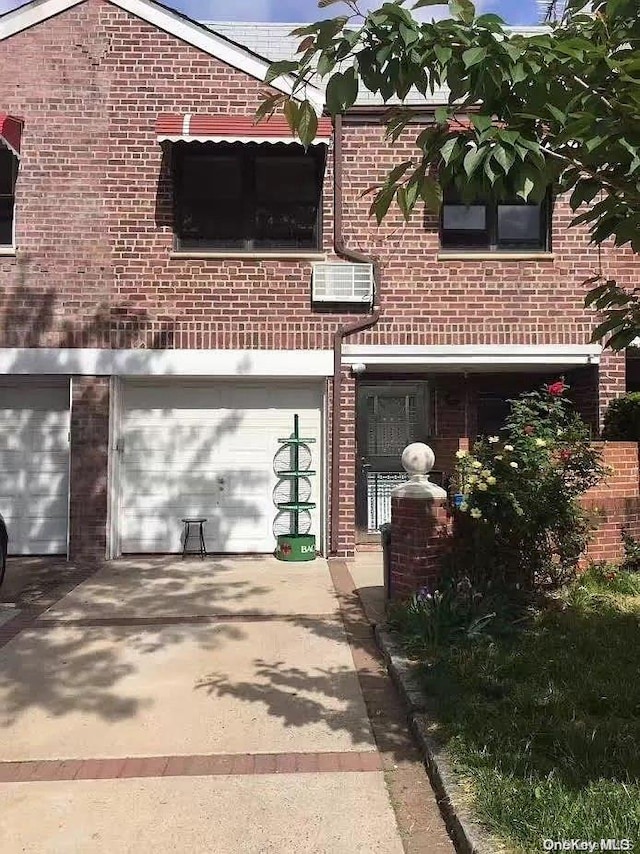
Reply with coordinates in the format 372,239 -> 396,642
437,251 -> 555,262
170,251 -> 328,261
0,247 -> 16,256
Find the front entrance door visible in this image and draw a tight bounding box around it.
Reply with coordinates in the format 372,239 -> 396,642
356,383 -> 428,534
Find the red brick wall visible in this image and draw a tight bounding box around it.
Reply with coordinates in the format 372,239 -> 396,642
69,376 -> 110,559
390,495 -> 451,600
581,442 -> 640,564
0,0 -> 634,556
0,1 -> 636,353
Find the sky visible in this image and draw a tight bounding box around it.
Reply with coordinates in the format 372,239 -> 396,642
0,0 -> 541,25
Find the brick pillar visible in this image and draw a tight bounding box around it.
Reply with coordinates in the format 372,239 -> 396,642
389,443 -> 451,600
598,349 -> 626,432
333,366 -> 356,558
69,376 -> 110,560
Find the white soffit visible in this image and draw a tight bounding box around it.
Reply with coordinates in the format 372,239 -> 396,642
0,348 -> 334,377
342,344 -> 602,371
0,0 -> 325,112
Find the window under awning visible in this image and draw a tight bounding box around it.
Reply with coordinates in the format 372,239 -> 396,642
155,113 -> 332,146
0,114 -> 23,157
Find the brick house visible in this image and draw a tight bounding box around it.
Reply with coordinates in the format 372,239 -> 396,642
0,0 -> 635,561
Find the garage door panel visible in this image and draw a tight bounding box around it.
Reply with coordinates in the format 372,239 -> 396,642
0,424 -> 68,451
0,384 -> 70,555
121,473 -> 271,512
119,382 -> 322,554
1,514 -> 67,553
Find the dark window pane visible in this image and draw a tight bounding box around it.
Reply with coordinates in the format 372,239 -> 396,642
498,204 -> 542,246
442,205 -> 486,231
0,198 -> 13,246
177,153 -> 244,248
0,149 -> 16,196
253,155 -> 319,248
441,204 -> 489,249
175,145 -> 322,250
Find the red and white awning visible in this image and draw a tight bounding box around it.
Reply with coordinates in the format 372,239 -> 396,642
156,114 -> 332,146
0,113 -> 23,157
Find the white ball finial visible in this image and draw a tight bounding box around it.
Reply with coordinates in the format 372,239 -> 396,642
401,442 -> 435,477
392,442 -> 447,500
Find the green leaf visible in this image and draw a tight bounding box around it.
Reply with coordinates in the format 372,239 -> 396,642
472,114 -> 492,133
606,328 -> 638,351
317,53 -> 336,77
463,146 -> 485,178
413,0 -> 444,7
434,106 -> 450,124
545,103 -> 566,124
400,23 -> 419,47
297,101 -> 318,147
434,45 -> 452,66
254,94 -> 284,123
397,186 -> 410,221
264,60 -> 299,84
449,0 -> 475,24
516,176 -> 535,202
420,176 -> 443,212
283,99 -> 299,133
440,137 -> 459,166
371,185 -> 396,225
387,160 -> 414,185
462,47 -> 488,69
590,312 -> 629,342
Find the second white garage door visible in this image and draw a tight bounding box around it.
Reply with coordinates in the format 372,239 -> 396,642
118,381 -> 323,554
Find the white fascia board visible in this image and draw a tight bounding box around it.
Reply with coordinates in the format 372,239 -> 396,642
0,348 -> 334,377
0,0 -> 325,113
342,344 -> 602,367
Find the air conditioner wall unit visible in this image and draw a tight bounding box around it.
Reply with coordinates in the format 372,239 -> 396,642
312,262 -> 374,303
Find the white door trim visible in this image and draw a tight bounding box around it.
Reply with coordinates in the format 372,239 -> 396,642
0,348 -> 334,377
106,376 -> 123,560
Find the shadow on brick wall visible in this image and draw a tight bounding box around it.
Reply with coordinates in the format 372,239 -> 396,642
0,256 -> 263,558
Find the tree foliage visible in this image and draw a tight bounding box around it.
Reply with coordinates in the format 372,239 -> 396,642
260,0 -> 640,348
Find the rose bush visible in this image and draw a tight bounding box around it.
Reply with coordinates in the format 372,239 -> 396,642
451,381 -> 606,593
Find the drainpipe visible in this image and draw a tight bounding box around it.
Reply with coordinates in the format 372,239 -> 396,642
330,113 -> 382,555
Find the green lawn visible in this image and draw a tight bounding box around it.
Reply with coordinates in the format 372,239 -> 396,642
409,584 -> 640,852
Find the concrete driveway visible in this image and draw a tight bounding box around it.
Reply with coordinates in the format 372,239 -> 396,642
0,556 -> 410,853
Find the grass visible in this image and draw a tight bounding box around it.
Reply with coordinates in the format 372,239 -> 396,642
398,575 -> 640,853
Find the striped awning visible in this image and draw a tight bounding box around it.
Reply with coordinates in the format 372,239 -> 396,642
0,113 -> 23,156
156,113 -> 332,145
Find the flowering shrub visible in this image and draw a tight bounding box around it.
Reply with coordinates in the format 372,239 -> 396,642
451,381 -> 606,592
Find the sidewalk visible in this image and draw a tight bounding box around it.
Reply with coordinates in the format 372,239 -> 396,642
0,555 -> 453,853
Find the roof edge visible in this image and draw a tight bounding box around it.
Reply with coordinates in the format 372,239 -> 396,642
0,0 -> 325,113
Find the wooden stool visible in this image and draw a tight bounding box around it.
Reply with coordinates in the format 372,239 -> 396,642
181,518 -> 207,559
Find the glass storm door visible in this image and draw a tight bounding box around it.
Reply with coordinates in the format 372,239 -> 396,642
356,384 -> 427,533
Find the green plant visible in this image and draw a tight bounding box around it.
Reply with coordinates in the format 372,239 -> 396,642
388,576 -> 526,653
602,392 -> 640,441
451,380 -> 606,593
575,560 -> 640,598
422,593 -> 640,852
621,530 -> 640,574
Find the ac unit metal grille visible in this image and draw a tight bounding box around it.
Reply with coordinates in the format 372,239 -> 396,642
312,263 -> 374,303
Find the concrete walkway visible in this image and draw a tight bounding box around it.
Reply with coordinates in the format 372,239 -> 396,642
0,555 -> 453,853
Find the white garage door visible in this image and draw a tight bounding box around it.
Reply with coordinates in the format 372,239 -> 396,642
118,381 -> 323,554
0,382 -> 70,555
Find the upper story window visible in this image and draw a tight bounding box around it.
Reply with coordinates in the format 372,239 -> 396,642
173,142 -> 325,252
440,188 -> 550,252
0,148 -> 17,247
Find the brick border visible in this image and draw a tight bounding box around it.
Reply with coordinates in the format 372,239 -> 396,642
328,559 -> 456,853
0,751 -> 381,783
